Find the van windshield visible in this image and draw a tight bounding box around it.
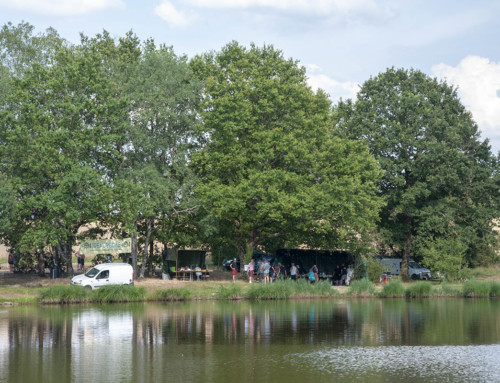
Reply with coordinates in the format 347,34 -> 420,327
85,268 -> 100,278
409,261 -> 421,268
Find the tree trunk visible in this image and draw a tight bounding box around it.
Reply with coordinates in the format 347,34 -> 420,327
401,214 -> 412,279
147,239 -> 154,277
140,217 -> 152,278
131,221 -> 138,277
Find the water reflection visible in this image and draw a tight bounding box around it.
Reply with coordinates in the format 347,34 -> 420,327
1,299 -> 499,383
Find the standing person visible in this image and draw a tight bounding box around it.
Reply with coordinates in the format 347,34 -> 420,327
8,250 -> 14,273
230,258 -> 238,282
290,263 -> 297,281
263,260 -> 270,284
341,263 -> 347,286
334,265 -> 341,286
280,263 -> 287,279
312,264 -> 319,282
273,264 -> 281,281
248,259 -> 255,284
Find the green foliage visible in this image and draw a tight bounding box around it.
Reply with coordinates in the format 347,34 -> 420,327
420,236 -> 467,281
348,279 -> 375,295
154,288 -> 191,301
404,281 -> 432,298
191,42 -> 382,263
0,176 -> 16,237
462,280 -> 491,297
39,285 -> 89,303
214,283 -> 242,300
338,67 -> 500,272
91,285 -> 147,302
366,256 -> 385,282
379,279 -> 404,297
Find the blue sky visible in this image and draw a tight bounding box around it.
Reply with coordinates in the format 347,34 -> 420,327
1,0 -> 499,153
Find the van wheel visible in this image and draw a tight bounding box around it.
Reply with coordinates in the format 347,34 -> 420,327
85,286 -> 92,291
411,274 -> 419,280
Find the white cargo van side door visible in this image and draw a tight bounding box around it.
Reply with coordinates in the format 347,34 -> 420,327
94,269 -> 110,288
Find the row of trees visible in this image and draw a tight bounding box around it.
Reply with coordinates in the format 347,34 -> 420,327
0,23 -> 498,279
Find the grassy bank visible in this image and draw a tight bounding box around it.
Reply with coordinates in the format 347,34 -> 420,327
2,277 -> 500,305
29,279 -> 500,304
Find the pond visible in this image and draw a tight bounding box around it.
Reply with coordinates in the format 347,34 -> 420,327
1,299 -> 499,382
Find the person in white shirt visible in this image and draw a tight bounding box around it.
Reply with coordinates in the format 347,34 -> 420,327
290,263 -> 297,281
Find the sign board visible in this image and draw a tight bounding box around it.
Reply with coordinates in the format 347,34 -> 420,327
79,239 -> 132,255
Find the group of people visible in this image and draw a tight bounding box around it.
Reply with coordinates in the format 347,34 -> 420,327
241,259 -> 289,284
231,258 -> 352,285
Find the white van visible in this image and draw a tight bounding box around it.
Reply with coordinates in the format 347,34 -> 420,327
71,263 -> 134,290
379,258 -> 432,280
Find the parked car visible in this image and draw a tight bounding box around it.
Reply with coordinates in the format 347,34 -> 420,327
71,263 -> 134,290
379,258 -> 432,280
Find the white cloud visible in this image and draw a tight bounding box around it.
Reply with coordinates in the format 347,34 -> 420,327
432,55 -> 500,153
0,0 -> 124,15
187,0 -> 378,16
155,1 -> 195,28
305,65 -> 359,101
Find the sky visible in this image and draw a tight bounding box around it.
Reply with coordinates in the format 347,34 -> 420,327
1,0 -> 499,154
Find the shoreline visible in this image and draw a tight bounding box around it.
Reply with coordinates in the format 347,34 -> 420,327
1,273 -> 499,305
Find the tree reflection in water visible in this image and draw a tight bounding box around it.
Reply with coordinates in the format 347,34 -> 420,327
1,299 -> 500,383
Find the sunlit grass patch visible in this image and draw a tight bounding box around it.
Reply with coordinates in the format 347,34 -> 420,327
153,287 -> 191,301
348,279 -> 375,296
404,281 -> 432,298
39,285 -> 89,304
91,285 -> 147,303
379,279 -> 404,297
214,283 -> 242,300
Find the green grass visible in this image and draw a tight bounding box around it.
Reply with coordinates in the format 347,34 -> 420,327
246,281 -> 293,300
489,281 -> 500,297
91,285 -> 147,302
434,282 -> 461,296
39,285 -> 89,303
214,283 -> 242,300
153,287 -> 191,301
404,281 -> 432,298
348,279 -> 375,296
462,280 -> 491,297
379,279 -> 404,297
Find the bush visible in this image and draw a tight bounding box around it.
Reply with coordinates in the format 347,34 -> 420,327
419,237 -> 467,281
154,287 -> 191,301
40,285 -> 89,303
91,285 -> 147,302
462,280 -> 491,297
348,279 -> 375,296
405,281 -> 432,298
366,256 -> 384,283
379,279 -> 404,297
215,283 -> 242,300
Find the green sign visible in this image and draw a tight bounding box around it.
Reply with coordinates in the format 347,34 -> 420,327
80,239 -> 132,255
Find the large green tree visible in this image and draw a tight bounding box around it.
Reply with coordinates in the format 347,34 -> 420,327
0,24 -> 117,273
337,68 -> 500,277
191,42 -> 382,266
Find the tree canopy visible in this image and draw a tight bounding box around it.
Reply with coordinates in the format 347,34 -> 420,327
190,42 -> 382,262
337,68 -> 500,276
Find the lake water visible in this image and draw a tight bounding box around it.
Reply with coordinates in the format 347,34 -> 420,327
1,299 -> 499,383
